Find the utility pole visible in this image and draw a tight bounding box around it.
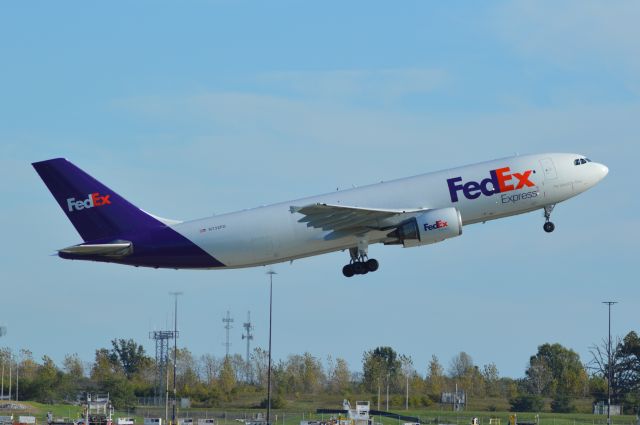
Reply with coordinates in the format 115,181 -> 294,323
266,270 -> 276,425
386,372 -> 390,411
405,373 -> 409,410
0,326 -> 5,401
603,301 -> 617,425
222,311 -> 234,359
8,354 -> 12,401
15,356 -> 18,402
170,292 -> 183,425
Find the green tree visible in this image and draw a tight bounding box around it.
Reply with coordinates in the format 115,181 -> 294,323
482,363 -> 500,397
15,349 -> 39,401
448,352 -> 473,379
199,354 -> 219,385
91,348 -> 136,409
526,343 -> 587,397
617,331 -> 640,410
327,356 -> 352,394
63,353 -> 84,377
171,348 -> 199,395
301,352 -> 324,393
363,346 -> 401,394
218,356 -> 236,396
449,352 -> 482,396
425,355 -> 445,399
526,356 -> 553,395
110,339 -> 151,379
591,330 -> 640,410
91,348 -> 119,381
33,356 -> 62,403
251,347 -> 269,389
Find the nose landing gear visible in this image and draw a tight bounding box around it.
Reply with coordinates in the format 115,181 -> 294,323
342,245 -> 379,277
543,204 -> 556,233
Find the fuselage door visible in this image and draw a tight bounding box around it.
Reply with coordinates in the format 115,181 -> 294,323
540,158 -> 557,180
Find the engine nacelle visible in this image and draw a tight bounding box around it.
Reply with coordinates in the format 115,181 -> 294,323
388,207 -> 462,248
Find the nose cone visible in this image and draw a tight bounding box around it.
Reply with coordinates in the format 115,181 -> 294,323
596,163 -> 609,181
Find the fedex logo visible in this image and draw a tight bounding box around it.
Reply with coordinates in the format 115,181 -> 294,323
424,220 -> 448,231
447,167 -> 535,203
66,192 -> 111,212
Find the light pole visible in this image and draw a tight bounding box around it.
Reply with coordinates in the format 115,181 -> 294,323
0,327 -> 6,401
602,301 -> 617,425
266,270 -> 276,425
386,372 -> 389,411
170,292 -> 183,425
405,373 -> 409,411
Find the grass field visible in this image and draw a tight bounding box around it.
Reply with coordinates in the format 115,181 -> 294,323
2,401 -> 637,425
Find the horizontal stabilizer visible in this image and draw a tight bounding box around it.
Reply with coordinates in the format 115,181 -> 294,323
59,242 -> 133,258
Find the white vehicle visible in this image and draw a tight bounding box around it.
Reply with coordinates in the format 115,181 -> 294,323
33,153 -> 607,276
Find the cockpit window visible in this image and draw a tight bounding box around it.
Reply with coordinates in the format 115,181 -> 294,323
574,158 -> 592,166
574,159 -> 580,165
580,158 -> 586,164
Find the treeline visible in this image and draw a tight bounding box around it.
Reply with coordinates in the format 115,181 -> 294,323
0,331 -> 639,413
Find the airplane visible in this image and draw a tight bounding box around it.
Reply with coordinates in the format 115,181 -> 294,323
33,153 -> 608,277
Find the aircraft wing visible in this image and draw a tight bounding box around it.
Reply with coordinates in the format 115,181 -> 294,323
290,203 -> 422,237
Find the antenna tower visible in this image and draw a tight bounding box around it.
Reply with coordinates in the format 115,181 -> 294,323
149,330 -> 177,405
242,311 -> 254,379
222,311 -> 234,358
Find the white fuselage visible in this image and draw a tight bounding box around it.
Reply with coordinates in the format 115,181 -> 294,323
171,153 -> 608,268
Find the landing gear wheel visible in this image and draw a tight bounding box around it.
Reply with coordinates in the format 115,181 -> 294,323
343,242 -> 379,277
542,204 -> 556,233
366,259 -> 379,272
342,264 -> 354,278
353,262 -> 366,275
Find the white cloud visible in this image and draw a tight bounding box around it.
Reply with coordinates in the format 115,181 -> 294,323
494,1 -> 640,77
258,67 -> 449,103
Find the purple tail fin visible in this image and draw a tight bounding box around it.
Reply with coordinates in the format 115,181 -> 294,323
32,158 -> 165,242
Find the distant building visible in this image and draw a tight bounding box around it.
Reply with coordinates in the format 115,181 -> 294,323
441,390 -> 466,411
593,402 -> 622,416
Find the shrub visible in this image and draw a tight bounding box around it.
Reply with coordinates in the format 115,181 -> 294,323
509,394 -> 544,412
551,394 -> 575,413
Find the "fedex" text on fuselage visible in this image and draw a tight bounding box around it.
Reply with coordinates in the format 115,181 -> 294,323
447,167 -> 535,203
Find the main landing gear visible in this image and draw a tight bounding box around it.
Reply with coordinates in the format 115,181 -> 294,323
342,243 -> 379,277
543,204 -> 556,233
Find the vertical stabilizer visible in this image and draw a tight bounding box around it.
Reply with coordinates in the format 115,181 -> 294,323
32,158 -> 165,241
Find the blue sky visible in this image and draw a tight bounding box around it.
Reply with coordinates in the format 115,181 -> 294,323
1,1 -> 639,380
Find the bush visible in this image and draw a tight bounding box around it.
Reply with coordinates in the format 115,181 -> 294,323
551,394 -> 575,413
509,394 -> 544,412
421,395 -> 434,407
259,395 -> 287,409
409,395 -> 432,408
391,395 -> 404,408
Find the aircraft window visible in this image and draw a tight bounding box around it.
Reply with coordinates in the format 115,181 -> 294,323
580,158 -> 586,164
574,159 -> 580,166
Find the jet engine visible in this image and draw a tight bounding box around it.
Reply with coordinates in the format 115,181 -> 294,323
387,207 -> 462,247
